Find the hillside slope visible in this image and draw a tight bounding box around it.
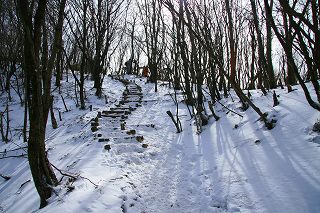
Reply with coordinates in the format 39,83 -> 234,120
0,76 -> 319,213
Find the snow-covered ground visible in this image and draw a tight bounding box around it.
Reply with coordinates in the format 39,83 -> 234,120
0,76 -> 319,213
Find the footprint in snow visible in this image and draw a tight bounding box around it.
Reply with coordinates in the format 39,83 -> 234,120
209,195 -> 227,210
311,135 -> 320,145
190,176 -> 202,186
229,206 -> 241,213
190,154 -> 202,162
201,168 -> 215,175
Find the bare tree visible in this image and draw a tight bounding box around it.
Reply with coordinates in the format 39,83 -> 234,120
250,0 -> 273,92
91,0 -> 127,97
17,0 -> 66,207
138,0 -> 166,92
264,0 -> 320,111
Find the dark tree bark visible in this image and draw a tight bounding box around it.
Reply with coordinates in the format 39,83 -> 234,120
50,96 -> 58,129
225,0 -> 237,84
91,0 -> 124,97
265,0 -> 276,89
139,0 -> 165,92
250,0 -> 277,91
17,0 -> 66,208
264,0 -> 320,111
249,23 -> 256,90
18,0 -> 56,208
184,1 -> 204,113
281,9 -> 297,86
177,0 -> 192,103
55,43 -> 63,87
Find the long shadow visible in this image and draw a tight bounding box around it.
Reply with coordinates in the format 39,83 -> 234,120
227,105 -> 320,212
171,101 -> 320,213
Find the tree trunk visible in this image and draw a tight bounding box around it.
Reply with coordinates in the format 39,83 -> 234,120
177,0 -> 192,103
265,0 -> 276,89
250,0 -> 272,91
264,0 -> 320,111
50,96 -> 58,129
249,24 -> 256,89
55,43 -> 62,87
17,0 -> 62,208
225,0 -> 237,84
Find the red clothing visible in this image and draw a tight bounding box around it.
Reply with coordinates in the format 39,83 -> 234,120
143,67 -> 149,77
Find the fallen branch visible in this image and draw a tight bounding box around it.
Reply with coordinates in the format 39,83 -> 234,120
51,163 -> 98,188
79,176 -> 99,188
273,91 -> 280,107
0,173 -> 11,180
202,88 -> 243,118
60,95 -> 69,112
19,179 -> 31,189
216,100 -> 243,118
208,101 -> 220,121
15,179 -> 31,194
0,146 -> 28,154
166,111 -> 182,133
0,154 -> 27,159
51,163 -> 79,180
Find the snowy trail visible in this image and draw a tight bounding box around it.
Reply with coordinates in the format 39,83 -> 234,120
116,81 -> 320,213
119,83 -> 218,213
1,76 -> 320,213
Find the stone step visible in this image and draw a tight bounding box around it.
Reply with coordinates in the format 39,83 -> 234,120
119,100 -> 142,104
110,106 -> 135,111
103,110 -> 131,115
125,85 -> 140,89
100,116 -> 127,122
96,131 -> 137,140
125,92 -> 141,96
101,113 -> 127,118
101,115 -> 128,121
105,117 -> 128,122
122,97 -> 142,102
124,91 -> 142,95
127,85 -> 139,88
114,103 -> 137,109
124,88 -> 141,91
123,95 -> 142,99
96,123 -> 155,130
123,94 -> 143,98
96,129 -> 136,136
97,135 -> 144,142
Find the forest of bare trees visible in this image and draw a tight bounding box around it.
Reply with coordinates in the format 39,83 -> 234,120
0,0 -> 319,208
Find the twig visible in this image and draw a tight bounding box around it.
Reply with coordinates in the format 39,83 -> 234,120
208,101 -> 220,121
166,111 -> 182,133
168,92 -> 178,105
0,146 -> 28,154
19,180 -> 31,188
16,180 -> 31,194
60,95 -> 69,112
51,163 -> 98,188
51,163 -> 79,180
217,100 -> 243,118
202,88 -> 243,118
0,154 -> 27,159
79,176 -> 99,188
0,173 -> 11,180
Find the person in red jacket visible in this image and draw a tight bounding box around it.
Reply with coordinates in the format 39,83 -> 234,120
142,66 -> 149,77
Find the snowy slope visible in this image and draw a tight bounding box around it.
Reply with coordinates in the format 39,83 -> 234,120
0,76 -> 319,213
